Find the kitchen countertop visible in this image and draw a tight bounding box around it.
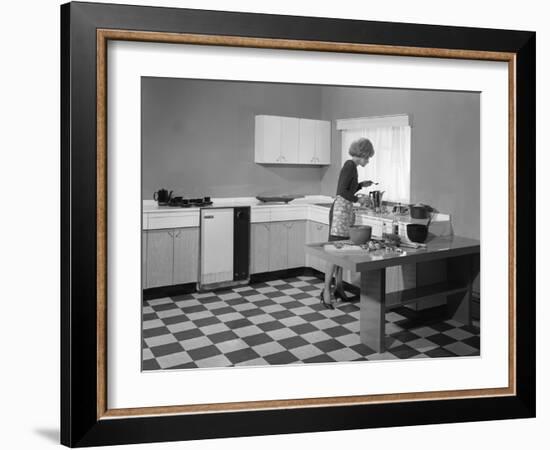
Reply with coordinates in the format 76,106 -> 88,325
314,202 -> 447,224
142,195 -> 335,213
142,196 -> 451,232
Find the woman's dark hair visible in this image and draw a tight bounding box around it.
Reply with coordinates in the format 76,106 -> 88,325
348,138 -> 375,158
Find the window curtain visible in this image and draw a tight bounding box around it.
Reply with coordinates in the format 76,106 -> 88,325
341,125 -> 411,203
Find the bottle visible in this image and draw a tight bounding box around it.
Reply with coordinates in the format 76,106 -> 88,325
392,213 -> 399,235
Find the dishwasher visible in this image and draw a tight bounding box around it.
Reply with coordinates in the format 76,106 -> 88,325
198,206 -> 250,291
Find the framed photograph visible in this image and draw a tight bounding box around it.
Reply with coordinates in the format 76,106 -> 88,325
61,1 -> 535,447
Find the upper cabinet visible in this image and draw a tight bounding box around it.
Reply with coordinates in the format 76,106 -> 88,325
297,118 -> 315,164
314,120 -> 331,164
280,117 -> 300,163
255,115 -> 331,165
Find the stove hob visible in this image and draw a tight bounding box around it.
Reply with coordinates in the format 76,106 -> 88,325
165,200 -> 213,208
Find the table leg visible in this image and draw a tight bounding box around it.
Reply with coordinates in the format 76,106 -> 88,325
447,254 -> 480,325
360,268 -> 386,353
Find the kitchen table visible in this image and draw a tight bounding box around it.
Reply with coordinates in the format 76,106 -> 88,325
305,236 -> 480,353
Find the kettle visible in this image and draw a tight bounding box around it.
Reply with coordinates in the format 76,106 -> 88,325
154,189 -> 173,204
368,190 -> 385,208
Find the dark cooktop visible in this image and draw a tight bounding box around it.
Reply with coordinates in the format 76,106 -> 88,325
161,198 -> 213,208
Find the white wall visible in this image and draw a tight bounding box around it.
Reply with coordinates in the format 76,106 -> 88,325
1,1 -> 546,450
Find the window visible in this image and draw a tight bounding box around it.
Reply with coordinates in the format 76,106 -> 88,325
336,115 -> 411,204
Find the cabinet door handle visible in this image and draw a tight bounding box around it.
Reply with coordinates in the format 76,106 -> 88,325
167,230 -> 173,237
175,230 -> 181,238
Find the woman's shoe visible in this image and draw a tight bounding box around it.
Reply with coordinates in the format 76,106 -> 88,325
334,284 -> 358,303
320,291 -> 335,310
334,287 -> 352,302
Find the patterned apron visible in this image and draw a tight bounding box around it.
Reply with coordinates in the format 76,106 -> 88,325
330,195 -> 356,237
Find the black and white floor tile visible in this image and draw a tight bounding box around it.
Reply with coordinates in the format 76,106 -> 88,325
142,276 -> 480,370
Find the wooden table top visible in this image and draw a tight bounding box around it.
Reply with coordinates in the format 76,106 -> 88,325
305,235 -> 480,272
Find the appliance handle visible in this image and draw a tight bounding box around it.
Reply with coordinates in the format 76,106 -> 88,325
426,211 -> 434,228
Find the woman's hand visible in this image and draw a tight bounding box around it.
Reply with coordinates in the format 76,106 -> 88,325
357,195 -> 369,207
360,180 -> 374,188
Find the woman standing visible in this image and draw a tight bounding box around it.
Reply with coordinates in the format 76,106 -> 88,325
321,138 -> 375,309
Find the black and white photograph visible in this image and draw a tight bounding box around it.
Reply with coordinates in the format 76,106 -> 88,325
140,77 -> 481,371
0,0 -> 539,448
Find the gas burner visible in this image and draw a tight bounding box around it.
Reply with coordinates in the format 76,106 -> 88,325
167,197 -> 212,208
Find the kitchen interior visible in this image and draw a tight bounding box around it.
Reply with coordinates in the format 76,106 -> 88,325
141,77 -> 481,371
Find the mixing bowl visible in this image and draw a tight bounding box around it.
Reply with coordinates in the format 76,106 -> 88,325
349,225 -> 372,244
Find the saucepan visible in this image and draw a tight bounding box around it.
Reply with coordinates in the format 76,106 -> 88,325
410,203 -> 432,219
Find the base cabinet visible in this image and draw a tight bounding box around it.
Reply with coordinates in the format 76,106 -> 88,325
251,223 -> 270,274
268,222 -> 288,271
306,221 -> 329,274
143,227 -> 199,289
251,221 -> 306,274
146,229 -> 174,289
173,228 -> 199,285
287,221 -> 306,268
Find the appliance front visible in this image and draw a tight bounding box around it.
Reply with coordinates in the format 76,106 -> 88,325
199,206 -> 250,290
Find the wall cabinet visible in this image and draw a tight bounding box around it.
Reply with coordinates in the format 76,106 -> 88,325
280,117 -> 300,163
255,115 -> 331,165
300,119 -> 331,164
254,116 -> 281,164
297,119 -> 316,164
250,221 -> 306,274
143,227 -> 199,289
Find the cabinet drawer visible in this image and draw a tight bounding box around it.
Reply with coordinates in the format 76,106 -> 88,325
251,208 -> 271,223
270,205 -> 306,222
146,212 -> 199,230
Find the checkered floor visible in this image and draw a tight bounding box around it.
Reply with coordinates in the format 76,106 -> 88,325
142,276 -> 480,370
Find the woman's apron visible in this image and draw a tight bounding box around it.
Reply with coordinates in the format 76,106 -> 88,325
329,195 -> 356,238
